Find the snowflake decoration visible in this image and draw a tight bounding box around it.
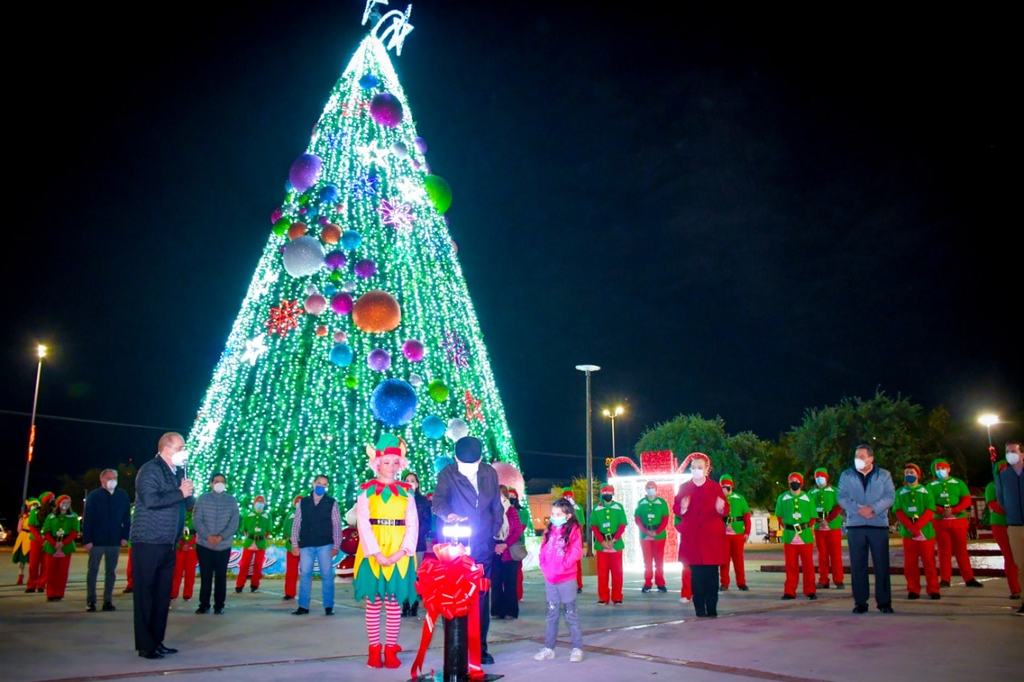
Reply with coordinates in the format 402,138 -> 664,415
464,390 -> 484,422
351,173 -> 380,200
379,198 -> 415,234
267,299 -> 304,337
355,142 -> 391,167
442,330 -> 469,369
395,176 -> 427,205
251,269 -> 279,299
194,417 -> 222,452
241,333 -> 269,366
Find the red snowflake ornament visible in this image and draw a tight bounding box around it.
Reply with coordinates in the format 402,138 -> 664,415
464,390 -> 484,423
267,299 -> 304,337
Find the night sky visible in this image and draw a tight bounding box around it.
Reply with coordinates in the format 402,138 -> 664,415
2,2 -> 1019,519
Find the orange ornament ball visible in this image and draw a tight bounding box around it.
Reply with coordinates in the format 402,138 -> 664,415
321,223 -> 342,244
287,222 -> 309,240
352,290 -> 401,333
315,325 -> 329,337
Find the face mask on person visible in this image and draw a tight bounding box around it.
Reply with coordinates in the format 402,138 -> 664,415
854,458 -> 867,472
171,449 -> 189,467
601,493 -> 614,502
691,468 -> 706,483
549,514 -> 567,527
645,488 -> 657,498
213,482 -> 226,494
936,469 -> 949,480
905,475 -> 917,485
254,503 -> 265,512
105,479 -> 118,492
1007,452 -> 1021,466
789,482 -> 801,491
60,503 -> 71,513
815,477 -> 827,487
314,485 -> 327,496
722,487 -> 732,495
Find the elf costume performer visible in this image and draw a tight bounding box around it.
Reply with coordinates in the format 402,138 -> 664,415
353,434 -> 419,670
171,508 -> 198,601
25,491 -> 55,593
808,467 -> 845,589
591,484 -> 628,604
985,462 -> 1021,598
42,495 -> 80,601
282,495 -> 303,600
775,473 -> 817,600
893,463 -> 941,599
718,474 -> 751,591
236,495 -> 272,593
562,488 -> 586,592
927,458 -> 983,587
634,480 -> 670,593
12,499 -> 37,586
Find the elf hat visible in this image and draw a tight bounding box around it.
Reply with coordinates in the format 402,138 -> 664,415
366,433 -> 409,474
601,484 -> 615,495
813,467 -> 829,481
788,472 -> 804,486
931,458 -> 951,474
38,491 -> 55,506
904,463 -> 923,480
55,494 -> 72,509
719,474 -> 734,486
253,495 -> 266,504
562,488 -> 575,499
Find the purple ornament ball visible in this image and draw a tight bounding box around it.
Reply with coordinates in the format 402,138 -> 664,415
354,259 -> 378,279
402,339 -> 425,362
367,348 -> 392,372
369,93 -> 404,128
330,293 -> 353,315
289,153 -> 323,193
324,251 -> 347,271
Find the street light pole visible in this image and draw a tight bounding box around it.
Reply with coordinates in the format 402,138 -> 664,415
602,405 -> 625,460
576,364 -> 600,558
20,344 -> 47,512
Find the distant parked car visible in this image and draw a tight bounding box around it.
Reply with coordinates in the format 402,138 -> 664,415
0,522 -> 10,544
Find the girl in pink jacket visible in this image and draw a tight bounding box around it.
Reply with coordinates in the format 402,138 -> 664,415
534,498 -> 585,662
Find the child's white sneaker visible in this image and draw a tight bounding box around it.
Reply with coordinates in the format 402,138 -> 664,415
569,648 -> 584,662
679,597 -> 691,604
534,647 -> 555,661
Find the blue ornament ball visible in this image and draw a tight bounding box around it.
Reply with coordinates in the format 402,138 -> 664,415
329,343 -> 353,367
421,415 -> 446,440
318,183 -> 340,204
370,379 -> 418,427
341,230 -> 362,251
359,73 -> 380,89
433,455 -> 455,476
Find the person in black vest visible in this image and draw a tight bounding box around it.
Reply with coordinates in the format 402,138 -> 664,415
130,432 -> 194,659
432,437 -> 503,665
290,474 -> 342,615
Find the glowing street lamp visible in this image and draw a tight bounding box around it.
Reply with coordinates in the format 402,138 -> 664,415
602,404 -> 626,459
977,413 -> 1000,448
20,344 -> 49,512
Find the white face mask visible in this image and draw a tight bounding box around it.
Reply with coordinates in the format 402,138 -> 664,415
171,449 -> 190,467
936,469 -> 949,480
105,479 -> 118,492
691,468 -> 706,482
815,477 -> 827,487
645,489 -> 657,498
213,482 -> 226,494
254,503 -> 265,512
854,458 -> 867,472
1007,452 -> 1021,466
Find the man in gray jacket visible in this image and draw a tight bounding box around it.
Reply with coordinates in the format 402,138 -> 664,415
131,432 -> 194,659
838,444 -> 895,614
193,472 -> 239,615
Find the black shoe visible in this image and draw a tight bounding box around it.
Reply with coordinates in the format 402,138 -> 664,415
86,603 -> 96,612
156,645 -> 178,655
965,579 -> 984,588
214,607 -> 224,615
597,600 -> 608,605
401,603 -> 410,617
928,593 -> 941,600
325,607 -> 334,616
195,606 -> 209,614
613,600 -> 623,605
282,595 -> 294,601
720,585 -> 728,591
1010,593 -> 1021,600
807,594 -> 818,600
817,583 -> 830,590
250,586 -> 258,593
907,592 -> 920,600
940,580 -> 951,588
123,587 -> 133,594
292,607 -> 309,615
577,587 -> 582,594
834,583 -> 845,589
410,603 -> 418,617
852,604 -> 868,614
641,586 -> 651,593
235,587 -> 243,594
878,604 -> 894,614
738,585 -> 749,591
1017,604 -> 1024,615
657,586 -> 668,593
781,594 -> 796,600
24,588 -> 35,593
47,597 -> 61,602
102,602 -> 116,612
182,597 -> 190,602
138,651 -> 164,659
481,652 -> 494,665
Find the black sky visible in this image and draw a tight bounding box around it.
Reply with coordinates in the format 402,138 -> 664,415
2,2 -> 1019,516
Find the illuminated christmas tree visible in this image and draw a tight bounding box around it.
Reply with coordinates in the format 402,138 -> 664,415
186,16 -> 524,531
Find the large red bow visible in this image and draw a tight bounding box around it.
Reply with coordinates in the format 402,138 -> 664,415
409,553 -> 490,680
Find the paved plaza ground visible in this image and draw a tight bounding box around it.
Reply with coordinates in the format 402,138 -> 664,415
0,544 -> 1018,682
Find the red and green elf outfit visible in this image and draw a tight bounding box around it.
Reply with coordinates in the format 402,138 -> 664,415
985,463 -> 1021,596
808,467 -> 844,588
236,495 -> 273,592
634,480 -> 670,590
26,491 -> 54,592
926,458 -> 978,585
893,463 -> 940,598
718,474 -> 751,590
42,495 -> 79,600
591,484 -> 628,603
775,473 -> 817,599
282,495 -> 303,600
171,509 -> 198,600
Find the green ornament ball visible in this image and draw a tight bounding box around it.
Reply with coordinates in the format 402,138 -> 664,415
427,379 -> 449,403
272,218 -> 291,236
423,175 -> 452,214
344,375 -> 358,389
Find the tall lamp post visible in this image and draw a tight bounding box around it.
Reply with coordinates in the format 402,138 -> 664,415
978,413 -> 1000,449
575,364 -> 600,557
602,405 -> 625,459
20,344 -> 48,512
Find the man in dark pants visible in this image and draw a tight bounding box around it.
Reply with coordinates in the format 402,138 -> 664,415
131,432 -> 194,659
432,436 -> 503,665
193,472 -> 239,615
838,444 -> 895,614
82,468 -> 131,612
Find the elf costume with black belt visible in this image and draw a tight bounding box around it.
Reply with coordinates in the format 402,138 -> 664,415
236,495 -> 272,593
282,495 -> 303,600
42,495 -> 79,601
12,499 -> 37,586
171,509 -> 198,600
591,484 -> 628,604
893,463 -> 940,599
985,462 -> 1021,598
718,474 -> 751,591
353,434 -> 418,670
926,458 -> 982,587
775,473 -> 817,600
25,491 -> 54,593
634,480 -> 670,592
808,467 -> 845,589
562,488 -> 586,592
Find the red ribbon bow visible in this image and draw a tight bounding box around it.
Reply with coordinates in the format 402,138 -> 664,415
409,553 -> 490,680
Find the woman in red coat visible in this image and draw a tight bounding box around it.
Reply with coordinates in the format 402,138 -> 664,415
673,453 -> 729,618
